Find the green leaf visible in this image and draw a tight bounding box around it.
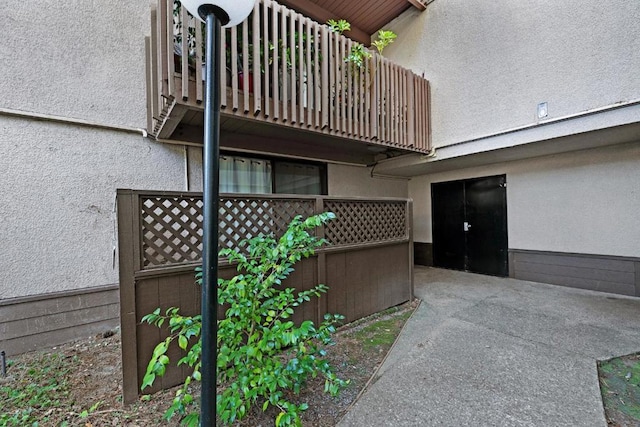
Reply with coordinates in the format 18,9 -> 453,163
178,335 -> 188,350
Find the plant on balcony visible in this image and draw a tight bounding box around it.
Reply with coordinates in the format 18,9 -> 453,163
140,212 -> 348,427
327,19 -> 397,70
327,19 -> 397,113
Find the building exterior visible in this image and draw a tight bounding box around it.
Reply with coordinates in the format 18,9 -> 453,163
378,0 -> 640,295
1,0 -> 638,356
0,0 -> 418,355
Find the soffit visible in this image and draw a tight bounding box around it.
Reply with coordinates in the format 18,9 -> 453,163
278,0 -> 417,44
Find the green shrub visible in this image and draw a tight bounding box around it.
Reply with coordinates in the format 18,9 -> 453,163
141,212 -> 347,426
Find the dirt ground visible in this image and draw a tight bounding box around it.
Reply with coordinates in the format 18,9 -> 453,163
1,301 -> 418,426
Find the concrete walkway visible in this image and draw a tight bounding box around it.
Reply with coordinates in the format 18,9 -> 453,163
339,267 -> 640,427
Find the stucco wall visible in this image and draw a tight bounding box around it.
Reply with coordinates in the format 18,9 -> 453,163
1,0 -> 149,128
0,117 -> 186,299
384,0 -> 640,148
328,164 -> 408,198
409,141 -> 640,258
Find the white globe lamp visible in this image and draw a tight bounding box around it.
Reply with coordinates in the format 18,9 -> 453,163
180,0 -> 255,27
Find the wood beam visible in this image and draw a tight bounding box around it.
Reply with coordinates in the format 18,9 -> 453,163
279,0 -> 371,45
170,124 -> 376,165
407,0 -> 427,11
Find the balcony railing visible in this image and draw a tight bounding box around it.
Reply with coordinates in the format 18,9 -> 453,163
147,0 -> 431,153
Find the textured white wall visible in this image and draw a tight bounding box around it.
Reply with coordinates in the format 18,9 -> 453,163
1,0 -> 149,128
409,142 -> 640,258
0,117 -> 186,299
328,164 -> 408,198
384,0 -> 640,148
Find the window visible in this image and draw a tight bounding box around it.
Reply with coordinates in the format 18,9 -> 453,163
220,156 -> 272,194
220,153 -> 326,195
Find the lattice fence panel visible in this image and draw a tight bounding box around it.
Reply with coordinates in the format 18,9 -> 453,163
218,197 -> 316,251
140,195 -> 316,268
141,196 -> 204,268
324,200 -> 407,246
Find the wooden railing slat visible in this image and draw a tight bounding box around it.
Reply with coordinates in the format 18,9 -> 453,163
165,0 -> 173,97
347,39 -> 353,136
180,7 -> 189,100
297,16 -> 304,125
393,65 -> 398,145
272,3 -> 280,119
231,26 -> 239,111
364,54 -> 370,139
263,0 -> 270,118
321,25 -> 329,129
242,19 -> 250,113
220,27 -> 227,108
333,32 -> 340,133
417,75 -> 424,149
149,6 -> 160,126
407,71 -> 415,148
402,69 -> 407,147
340,37 -> 346,133
369,55 -> 377,140
356,55 -> 362,135
252,1 -> 261,115
195,12 -> 203,103
314,23 -> 321,128
305,19 -> 313,127
290,9 -> 297,124
427,80 -> 432,150
280,8 -> 288,122
381,58 -> 386,142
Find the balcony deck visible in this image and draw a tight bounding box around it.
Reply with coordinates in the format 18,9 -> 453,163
146,0 -> 431,162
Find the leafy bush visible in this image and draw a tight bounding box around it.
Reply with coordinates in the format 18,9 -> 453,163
141,212 -> 348,426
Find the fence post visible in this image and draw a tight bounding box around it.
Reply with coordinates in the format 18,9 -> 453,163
407,199 -> 414,300
315,197 -> 327,324
116,190 -> 141,404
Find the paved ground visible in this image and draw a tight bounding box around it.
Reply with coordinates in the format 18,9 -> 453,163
339,267 -> 640,427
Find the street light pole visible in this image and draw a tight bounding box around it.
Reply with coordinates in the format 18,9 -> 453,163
200,8 -> 222,426
178,1 -> 255,425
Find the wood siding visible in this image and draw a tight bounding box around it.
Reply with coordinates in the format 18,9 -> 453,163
0,285 -> 119,356
510,249 -> 640,297
117,190 -> 413,402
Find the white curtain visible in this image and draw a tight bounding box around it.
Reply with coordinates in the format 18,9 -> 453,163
220,155 -> 272,194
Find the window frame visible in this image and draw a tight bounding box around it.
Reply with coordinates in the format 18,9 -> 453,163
220,151 -> 327,195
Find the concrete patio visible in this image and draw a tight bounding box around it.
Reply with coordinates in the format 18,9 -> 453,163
339,266 -> 640,426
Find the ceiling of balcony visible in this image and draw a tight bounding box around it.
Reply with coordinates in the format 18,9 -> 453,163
278,0 -> 426,44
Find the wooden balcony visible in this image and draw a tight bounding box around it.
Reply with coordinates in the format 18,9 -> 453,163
146,0 -> 431,159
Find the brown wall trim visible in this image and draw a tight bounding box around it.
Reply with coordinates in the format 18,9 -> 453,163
509,249 -> 640,297
0,283 -> 118,307
414,242 -> 433,266
0,285 -> 120,356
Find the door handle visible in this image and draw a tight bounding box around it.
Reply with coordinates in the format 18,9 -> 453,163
464,222 -> 471,232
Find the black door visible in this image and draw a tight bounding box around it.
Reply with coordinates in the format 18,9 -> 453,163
431,175 -> 508,277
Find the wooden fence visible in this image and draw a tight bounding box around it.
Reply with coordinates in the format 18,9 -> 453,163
117,190 -> 413,402
148,0 -> 431,152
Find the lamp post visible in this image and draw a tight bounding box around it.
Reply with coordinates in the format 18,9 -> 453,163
179,0 -> 255,425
